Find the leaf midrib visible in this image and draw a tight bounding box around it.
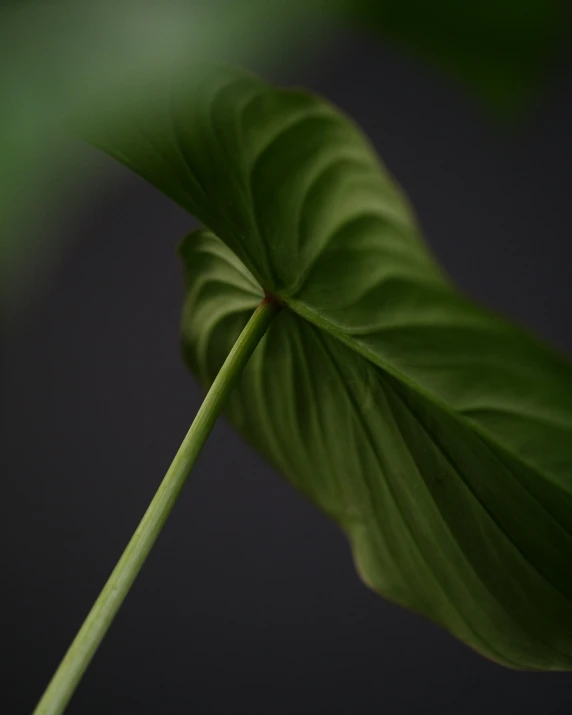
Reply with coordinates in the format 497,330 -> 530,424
314,323 -> 570,662
283,294 -> 559,495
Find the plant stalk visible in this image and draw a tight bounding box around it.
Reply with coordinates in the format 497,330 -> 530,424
33,296 -> 281,715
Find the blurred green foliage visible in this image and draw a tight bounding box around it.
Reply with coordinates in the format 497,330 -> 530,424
343,0 -> 569,111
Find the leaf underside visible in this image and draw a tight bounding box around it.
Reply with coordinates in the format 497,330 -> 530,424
80,64 -> 572,669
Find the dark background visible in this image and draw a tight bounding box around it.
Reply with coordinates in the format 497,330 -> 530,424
3,29 -> 572,715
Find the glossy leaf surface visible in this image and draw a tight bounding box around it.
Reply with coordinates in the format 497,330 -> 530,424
81,64 -> 572,669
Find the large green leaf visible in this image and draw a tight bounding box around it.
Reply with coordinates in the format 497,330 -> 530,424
80,64 -> 572,669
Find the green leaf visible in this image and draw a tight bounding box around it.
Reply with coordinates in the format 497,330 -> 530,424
80,64 -> 572,669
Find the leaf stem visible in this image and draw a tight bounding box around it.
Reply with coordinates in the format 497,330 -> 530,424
33,296 -> 281,715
